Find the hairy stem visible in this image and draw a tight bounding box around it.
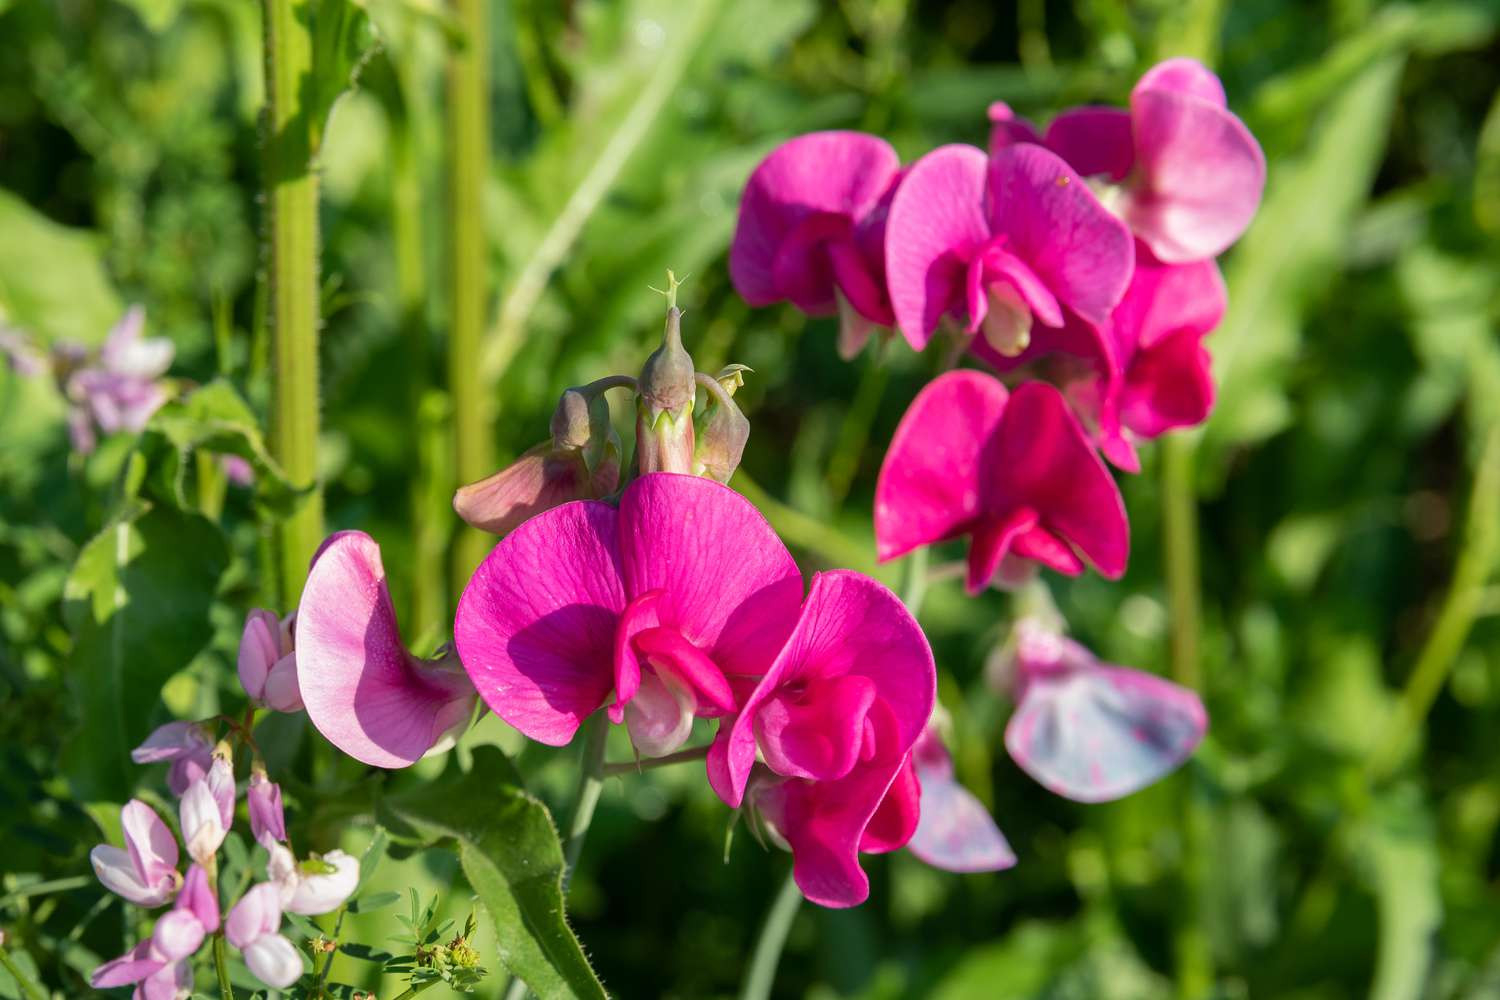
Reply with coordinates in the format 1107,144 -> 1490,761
447,0 -> 494,592
262,0 -> 324,605
738,869 -> 803,1000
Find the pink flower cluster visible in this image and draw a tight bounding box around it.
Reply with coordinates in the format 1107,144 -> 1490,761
91,715 -> 358,994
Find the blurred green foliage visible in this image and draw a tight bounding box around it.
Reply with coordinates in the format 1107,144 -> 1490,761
2,0 -> 1500,997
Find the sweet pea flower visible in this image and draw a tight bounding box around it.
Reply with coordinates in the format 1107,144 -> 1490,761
875,371 -> 1128,592
998,619 -> 1206,802
90,938 -> 192,1000
730,131 -> 902,358
150,864 -> 219,965
989,58 -> 1266,264
238,608 -> 303,712
225,883 -> 304,989
706,570 -> 935,907
296,531 -> 478,768
247,767 -> 286,844
884,143 -> 1133,358
131,721 -> 215,797
90,800 -> 181,907
905,727 -> 1015,873
179,756 -> 234,866
455,473 -> 804,756
59,306 -> 175,454
265,840 -> 360,915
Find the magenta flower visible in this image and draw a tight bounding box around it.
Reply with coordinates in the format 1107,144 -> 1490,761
248,767 -> 286,844
90,799 -> 182,907
60,305 -> 175,454
990,58 -> 1265,264
226,882 -> 304,989
730,131 -> 903,358
455,473 -> 804,753
131,721 -> 214,797
238,608 -> 303,713
90,938 -> 192,1000
905,727 -> 1015,873
704,570 -> 934,907
875,371 -> 1128,592
884,143 -> 1133,357
296,531 -> 478,768
1001,619 -> 1206,802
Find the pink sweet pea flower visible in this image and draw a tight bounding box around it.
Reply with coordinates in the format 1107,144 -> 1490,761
238,608 -> 303,712
247,767 -> 286,844
90,800 -> 182,907
1000,619 -> 1206,802
60,306 -> 175,454
905,727 -> 1015,873
131,721 -> 215,797
455,473 -> 804,755
707,570 -> 935,907
150,864 -> 219,967
884,143 -> 1133,357
90,938 -> 192,1000
875,371 -> 1128,592
226,883 -> 304,989
296,532 -> 476,769
990,58 -> 1266,264
730,131 -> 903,358
180,756 -> 235,866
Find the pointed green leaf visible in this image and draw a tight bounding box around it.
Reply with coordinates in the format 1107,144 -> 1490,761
310,0 -> 382,156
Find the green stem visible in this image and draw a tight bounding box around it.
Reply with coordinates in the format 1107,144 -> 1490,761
0,946 -> 47,1000
213,934 -> 233,1000
734,473 -> 876,574
0,875 -> 91,907
738,869 -> 803,1000
564,713 -> 609,883
1367,425 -> 1500,780
600,744 -> 708,777
1162,434 -> 1202,691
447,0 -> 494,593
391,983 -> 439,1000
824,346 -> 889,508
901,545 -> 930,620
262,0 -> 324,606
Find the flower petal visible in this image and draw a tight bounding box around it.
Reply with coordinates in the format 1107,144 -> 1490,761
178,864 -> 219,934
986,101 -> 1043,152
91,940 -> 161,989
456,504 -> 626,746
875,370 -> 1010,563
243,933 -> 304,989
1134,57 -> 1227,107
987,144 -> 1135,325
453,443 -> 595,538
151,909 -> 206,962
754,673 -> 878,782
859,752 -> 920,854
1110,252 -> 1226,360
300,531 -> 480,766
885,144 -> 992,349
1126,84 -> 1265,262
906,731 -> 1015,872
286,849 -> 359,915
618,474 -> 803,685
1121,328 -> 1216,437
731,131 -> 901,312
1005,663 -> 1207,802
237,609 -> 281,703
1041,107 -> 1135,183
988,381 -> 1129,578
131,721 -> 210,765
225,882 -> 281,949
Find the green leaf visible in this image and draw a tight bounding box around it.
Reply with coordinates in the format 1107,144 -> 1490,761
136,379 -> 308,517
0,189 -> 122,346
310,0 -> 382,156
1359,787 -> 1443,1000
382,747 -> 606,1000
61,503 -> 230,800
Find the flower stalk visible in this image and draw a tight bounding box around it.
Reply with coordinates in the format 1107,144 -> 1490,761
738,870 -> 803,1000
262,0 -> 325,604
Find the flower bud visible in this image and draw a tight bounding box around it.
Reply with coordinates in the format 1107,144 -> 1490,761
248,766 -> 286,844
692,372 -> 750,484
635,306 -> 697,474
239,609 -> 302,712
713,364 -> 752,397
180,757 -> 234,866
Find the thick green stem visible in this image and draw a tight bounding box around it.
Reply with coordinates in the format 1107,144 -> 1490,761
1368,425 -> 1500,780
213,933 -> 233,1000
447,0 -> 494,593
263,0 -> 324,605
738,869 -> 803,1000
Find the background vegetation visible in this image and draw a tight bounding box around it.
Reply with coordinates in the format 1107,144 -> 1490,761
2,0 -> 1499,997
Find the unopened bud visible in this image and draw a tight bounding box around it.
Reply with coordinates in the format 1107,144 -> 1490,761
636,305 -> 697,475
693,373 -> 750,484
639,307 -> 696,417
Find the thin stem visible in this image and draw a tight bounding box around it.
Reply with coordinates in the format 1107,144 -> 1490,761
262,0 -> 324,605
391,983 -> 439,1000
0,946 -> 46,1000
213,933 -> 233,1000
447,0 -> 494,593
1162,434 -> 1202,691
824,345 -> 890,508
564,713 -> 609,883
312,906 -> 348,996
734,473 -> 876,574
738,869 -> 803,1000
0,875 -> 91,906
601,744 -> 708,777
901,545 -> 930,619
1367,425 -> 1500,781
